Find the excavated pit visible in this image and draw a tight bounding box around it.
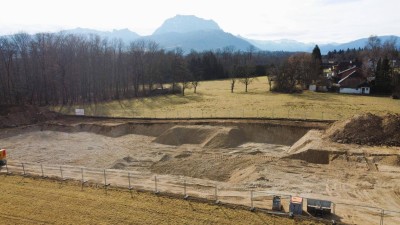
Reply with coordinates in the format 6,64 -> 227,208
2,115 -> 400,225
0,119 -> 317,181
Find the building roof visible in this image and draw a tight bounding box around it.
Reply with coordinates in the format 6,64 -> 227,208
338,69 -> 369,88
337,66 -> 357,80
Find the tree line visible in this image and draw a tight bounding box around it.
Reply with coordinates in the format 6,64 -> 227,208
0,32 -> 292,106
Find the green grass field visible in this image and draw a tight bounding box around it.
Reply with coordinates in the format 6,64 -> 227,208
57,77 -> 400,120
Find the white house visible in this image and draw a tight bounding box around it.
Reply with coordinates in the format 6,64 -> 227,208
339,86 -> 370,94
338,68 -> 370,95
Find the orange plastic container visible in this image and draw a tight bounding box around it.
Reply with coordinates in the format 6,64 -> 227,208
0,149 -> 6,159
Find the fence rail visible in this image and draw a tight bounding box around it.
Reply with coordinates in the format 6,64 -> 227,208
2,160 -> 400,225
65,108 -> 379,121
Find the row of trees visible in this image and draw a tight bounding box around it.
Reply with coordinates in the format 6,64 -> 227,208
0,32 -> 292,105
3,32 -> 396,106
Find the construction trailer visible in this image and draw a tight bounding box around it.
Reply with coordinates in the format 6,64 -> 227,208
0,149 -> 6,166
307,198 -> 332,216
289,196 -> 303,215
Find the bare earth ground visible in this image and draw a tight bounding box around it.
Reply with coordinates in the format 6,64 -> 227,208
1,116 -> 400,225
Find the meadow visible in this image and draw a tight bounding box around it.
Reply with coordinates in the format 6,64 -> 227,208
57,77 -> 400,120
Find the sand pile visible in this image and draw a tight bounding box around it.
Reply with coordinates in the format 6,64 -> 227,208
111,156 -> 135,169
203,127 -> 246,148
153,125 -> 246,148
150,154 -> 257,182
0,105 -> 59,128
325,113 -> 400,146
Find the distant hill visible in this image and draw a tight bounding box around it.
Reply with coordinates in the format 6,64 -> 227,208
63,27 -> 141,43
145,15 -> 255,52
153,15 -> 221,35
246,35 -> 400,54
61,15 -> 255,52
320,35 -> 400,53
244,38 -> 315,52
144,29 -> 255,52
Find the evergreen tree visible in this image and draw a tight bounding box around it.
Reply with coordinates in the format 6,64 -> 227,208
310,45 -> 323,84
375,58 -> 382,77
312,45 -> 322,61
374,57 -> 392,94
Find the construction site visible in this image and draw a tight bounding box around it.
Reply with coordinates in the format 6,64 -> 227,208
1,105 -> 400,224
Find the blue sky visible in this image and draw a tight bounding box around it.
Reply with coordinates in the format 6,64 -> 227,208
0,0 -> 399,43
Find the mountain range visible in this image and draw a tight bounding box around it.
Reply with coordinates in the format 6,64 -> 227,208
61,15 -> 399,54
245,36 -> 400,54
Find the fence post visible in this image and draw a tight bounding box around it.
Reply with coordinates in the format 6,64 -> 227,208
380,209 -> 384,225
250,190 -> 255,211
128,172 -> 132,190
41,164 -> 47,178
22,163 -> 26,176
154,175 -> 159,194
183,179 -> 188,199
128,172 -> 133,198
81,168 -> 87,191
5,161 -> 11,174
214,185 -> 219,204
60,166 -> 66,181
103,169 -> 110,194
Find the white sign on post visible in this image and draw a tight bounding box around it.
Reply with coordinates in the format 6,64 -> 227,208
75,109 -> 85,116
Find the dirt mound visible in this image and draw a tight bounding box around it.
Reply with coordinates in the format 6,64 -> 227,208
378,155 -> 400,166
0,105 -> 59,128
286,149 -> 333,164
203,127 -> 246,148
153,125 -> 246,148
325,113 -> 400,146
151,154 -> 257,182
287,130 -> 323,154
153,125 -> 216,145
111,156 -> 141,169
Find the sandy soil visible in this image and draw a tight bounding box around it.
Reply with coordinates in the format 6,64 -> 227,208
1,118 -> 400,225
